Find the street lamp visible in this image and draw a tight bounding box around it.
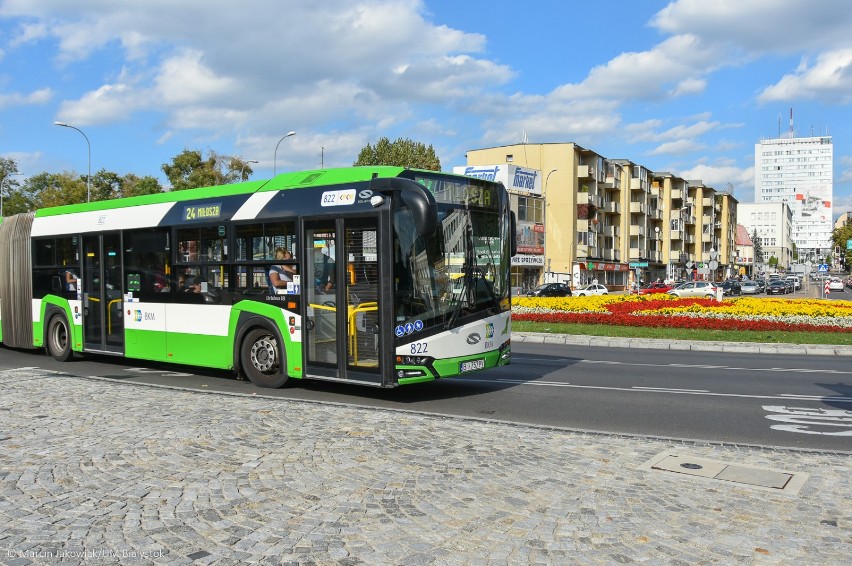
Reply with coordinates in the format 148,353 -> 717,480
239,160 -> 259,181
54,121 -> 91,203
542,168 -> 557,282
1,172 -> 23,217
273,131 -> 296,176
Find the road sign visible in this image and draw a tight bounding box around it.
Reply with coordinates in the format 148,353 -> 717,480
825,281 -> 830,295
628,262 -> 648,268
708,260 -> 718,270
817,264 -> 829,272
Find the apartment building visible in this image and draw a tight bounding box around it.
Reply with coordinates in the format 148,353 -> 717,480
754,134 -> 833,262
737,202 -> 794,272
463,143 -> 738,291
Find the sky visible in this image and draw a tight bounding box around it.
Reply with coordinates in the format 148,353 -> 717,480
2,0 -> 852,217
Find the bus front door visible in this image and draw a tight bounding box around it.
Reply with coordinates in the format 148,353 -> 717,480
303,217 -> 387,385
81,233 -> 124,354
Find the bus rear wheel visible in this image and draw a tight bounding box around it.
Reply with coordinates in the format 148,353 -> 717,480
240,328 -> 289,388
47,314 -> 73,362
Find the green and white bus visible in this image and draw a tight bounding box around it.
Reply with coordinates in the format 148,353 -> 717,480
0,166 -> 513,388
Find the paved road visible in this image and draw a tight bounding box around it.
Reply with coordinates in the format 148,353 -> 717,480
1,362 -> 850,564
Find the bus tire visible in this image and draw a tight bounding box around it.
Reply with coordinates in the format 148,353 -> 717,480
46,313 -> 74,362
240,327 -> 289,388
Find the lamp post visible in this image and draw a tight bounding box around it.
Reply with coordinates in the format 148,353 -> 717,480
1,172 -> 23,217
542,168 -> 557,283
239,160 -> 259,181
273,131 -> 296,176
54,121 -> 91,203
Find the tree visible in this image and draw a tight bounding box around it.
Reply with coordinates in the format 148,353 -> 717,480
162,149 -> 255,190
122,174 -> 163,198
353,137 -> 441,170
750,229 -> 763,270
1,157 -> 24,216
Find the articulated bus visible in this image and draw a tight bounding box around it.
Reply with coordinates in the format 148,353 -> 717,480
0,166 -> 513,388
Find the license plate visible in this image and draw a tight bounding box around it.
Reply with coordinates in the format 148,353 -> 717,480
459,358 -> 485,373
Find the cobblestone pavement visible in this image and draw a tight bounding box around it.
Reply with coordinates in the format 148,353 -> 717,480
0,368 -> 849,565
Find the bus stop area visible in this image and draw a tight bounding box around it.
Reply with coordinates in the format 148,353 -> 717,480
1,368 -> 849,565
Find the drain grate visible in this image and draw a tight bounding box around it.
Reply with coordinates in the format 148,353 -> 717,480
639,451 -> 809,494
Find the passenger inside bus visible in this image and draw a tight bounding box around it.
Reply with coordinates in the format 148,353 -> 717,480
64,269 -> 78,292
268,248 -> 297,294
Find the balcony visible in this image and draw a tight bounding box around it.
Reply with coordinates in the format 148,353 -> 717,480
576,244 -> 589,257
629,202 -> 645,214
649,208 -> 662,219
684,234 -> 695,244
671,188 -> 683,199
703,197 -> 714,207
702,233 -> 712,243
630,178 -> 647,192
670,229 -> 682,240
577,165 -> 592,178
602,225 -> 619,237
628,248 -> 642,260
702,215 -> 713,224
629,225 -> 645,237
602,201 -> 620,214
602,174 -> 621,189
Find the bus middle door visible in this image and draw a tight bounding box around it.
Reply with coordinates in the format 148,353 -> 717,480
81,233 -> 124,354
303,217 -> 385,385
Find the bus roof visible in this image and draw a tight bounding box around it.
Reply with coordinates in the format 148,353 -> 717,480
34,166 -> 418,218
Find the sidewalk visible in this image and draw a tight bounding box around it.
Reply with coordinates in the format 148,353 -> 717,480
0,368 -> 849,565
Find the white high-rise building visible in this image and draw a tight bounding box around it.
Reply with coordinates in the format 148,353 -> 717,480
754,134 -> 833,262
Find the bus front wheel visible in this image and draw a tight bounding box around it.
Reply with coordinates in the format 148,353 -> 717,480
46,314 -> 73,362
240,328 -> 289,388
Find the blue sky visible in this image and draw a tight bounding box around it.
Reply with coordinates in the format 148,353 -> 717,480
2,0 -> 852,217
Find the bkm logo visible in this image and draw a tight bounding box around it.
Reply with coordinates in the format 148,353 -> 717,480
134,310 -> 143,322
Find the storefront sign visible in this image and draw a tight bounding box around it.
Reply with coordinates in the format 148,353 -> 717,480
511,254 -> 545,266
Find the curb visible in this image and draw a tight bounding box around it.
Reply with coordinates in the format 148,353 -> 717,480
512,332 -> 852,357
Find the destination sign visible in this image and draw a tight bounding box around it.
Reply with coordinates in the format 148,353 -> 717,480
183,203 -> 222,221
414,175 -> 497,209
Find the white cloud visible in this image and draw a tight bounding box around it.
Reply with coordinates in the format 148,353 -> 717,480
652,0 -> 852,54
758,49 -> 852,104
649,139 -> 705,155
0,88 -> 53,110
677,162 -> 755,198
552,35 -> 719,101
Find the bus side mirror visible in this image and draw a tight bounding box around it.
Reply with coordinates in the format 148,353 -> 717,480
370,177 -> 437,238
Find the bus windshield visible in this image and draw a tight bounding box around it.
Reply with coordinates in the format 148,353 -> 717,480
392,180 -> 510,331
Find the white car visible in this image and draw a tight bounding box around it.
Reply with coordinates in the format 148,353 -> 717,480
574,283 -> 609,297
828,278 -> 844,292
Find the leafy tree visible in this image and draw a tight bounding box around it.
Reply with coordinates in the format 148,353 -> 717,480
353,137 -> 441,170
750,229 -> 763,268
162,149 -> 255,190
768,255 -> 778,268
91,169 -> 124,201
122,174 -> 163,198
1,157 -> 24,216
25,172 -> 88,209
832,220 -> 852,271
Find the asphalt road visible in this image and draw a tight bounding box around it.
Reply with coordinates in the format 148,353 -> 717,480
2,340 -> 850,452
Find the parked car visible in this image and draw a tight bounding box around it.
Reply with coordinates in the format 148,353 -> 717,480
574,283 -> 609,297
828,278 -> 845,292
785,276 -> 802,291
765,280 -> 790,295
740,280 -> 759,295
718,279 -> 741,296
637,282 -> 673,295
526,282 -> 572,297
755,279 -> 766,293
667,280 -> 718,298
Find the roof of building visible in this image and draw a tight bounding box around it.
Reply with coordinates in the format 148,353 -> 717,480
736,224 -> 753,246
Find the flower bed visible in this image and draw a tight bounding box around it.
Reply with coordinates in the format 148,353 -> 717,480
512,295 -> 852,333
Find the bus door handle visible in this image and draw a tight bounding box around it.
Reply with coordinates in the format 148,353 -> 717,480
305,320 -> 315,331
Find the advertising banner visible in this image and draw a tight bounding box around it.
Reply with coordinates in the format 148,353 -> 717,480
515,221 -> 544,254
454,164 -> 542,196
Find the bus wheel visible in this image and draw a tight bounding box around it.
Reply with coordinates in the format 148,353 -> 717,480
46,314 -> 73,362
240,328 -> 289,388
